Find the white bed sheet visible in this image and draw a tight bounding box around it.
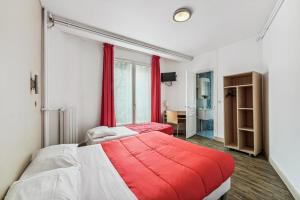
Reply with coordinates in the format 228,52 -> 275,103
86,126 -> 138,145
78,144 -> 137,200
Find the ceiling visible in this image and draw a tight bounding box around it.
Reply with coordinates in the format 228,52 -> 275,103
41,0 -> 277,56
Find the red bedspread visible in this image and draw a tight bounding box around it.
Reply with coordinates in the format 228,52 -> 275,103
125,122 -> 173,135
102,131 -> 234,200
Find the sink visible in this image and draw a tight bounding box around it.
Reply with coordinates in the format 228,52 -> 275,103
197,109 -> 213,120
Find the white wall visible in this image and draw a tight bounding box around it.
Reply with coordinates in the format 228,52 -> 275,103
160,59 -> 188,111
0,0 -> 42,198
161,37 -> 262,138
48,28 -> 102,143
47,28 -> 152,143
115,47 -> 151,65
216,37 -> 262,138
262,0 -> 300,198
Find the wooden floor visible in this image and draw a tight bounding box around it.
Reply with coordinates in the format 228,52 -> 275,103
183,135 -> 294,200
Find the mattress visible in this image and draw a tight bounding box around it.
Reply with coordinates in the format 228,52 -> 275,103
125,122 -> 174,135
102,131 -> 235,200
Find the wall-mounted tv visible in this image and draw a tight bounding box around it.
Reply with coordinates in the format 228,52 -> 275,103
161,72 -> 177,82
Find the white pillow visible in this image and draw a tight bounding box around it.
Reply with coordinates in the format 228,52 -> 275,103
87,126 -> 116,139
5,167 -> 80,200
21,144 -> 79,179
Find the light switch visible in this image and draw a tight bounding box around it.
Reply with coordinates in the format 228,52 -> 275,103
30,73 -> 38,94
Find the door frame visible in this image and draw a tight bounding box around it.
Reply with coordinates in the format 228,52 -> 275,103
185,70 -> 197,138
192,67 -> 218,138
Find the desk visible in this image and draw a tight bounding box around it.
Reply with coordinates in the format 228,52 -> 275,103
163,110 -> 186,121
162,110 -> 186,134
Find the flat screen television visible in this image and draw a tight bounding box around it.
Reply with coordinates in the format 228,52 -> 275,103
161,72 -> 177,82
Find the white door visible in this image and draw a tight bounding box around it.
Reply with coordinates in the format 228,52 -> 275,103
186,70 -> 197,138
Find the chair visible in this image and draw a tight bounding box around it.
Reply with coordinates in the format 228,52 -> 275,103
166,110 -> 180,136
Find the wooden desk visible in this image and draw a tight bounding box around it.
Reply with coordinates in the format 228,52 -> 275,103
163,110 -> 186,134
163,110 -> 186,122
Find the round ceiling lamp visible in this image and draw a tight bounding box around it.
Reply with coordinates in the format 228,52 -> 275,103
173,8 -> 192,22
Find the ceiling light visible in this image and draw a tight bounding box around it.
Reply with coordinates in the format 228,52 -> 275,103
173,8 -> 192,22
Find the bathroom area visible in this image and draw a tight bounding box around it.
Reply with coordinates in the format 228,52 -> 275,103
196,71 -> 214,139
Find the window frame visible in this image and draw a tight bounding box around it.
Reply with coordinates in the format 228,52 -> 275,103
114,58 -> 151,125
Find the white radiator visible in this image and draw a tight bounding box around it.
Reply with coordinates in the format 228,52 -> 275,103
43,107 -> 78,146
59,107 -> 78,144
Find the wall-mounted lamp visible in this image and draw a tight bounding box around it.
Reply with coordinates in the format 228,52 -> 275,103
30,74 -> 39,94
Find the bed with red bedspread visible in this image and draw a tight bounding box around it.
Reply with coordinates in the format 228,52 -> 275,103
125,122 -> 174,135
102,131 -> 235,200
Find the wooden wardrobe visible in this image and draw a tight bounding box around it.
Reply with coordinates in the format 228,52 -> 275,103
223,72 -> 262,156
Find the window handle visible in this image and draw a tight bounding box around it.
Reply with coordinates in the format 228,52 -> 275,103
133,103 -> 136,111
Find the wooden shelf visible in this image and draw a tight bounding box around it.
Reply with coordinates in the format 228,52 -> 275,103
227,143 -> 238,150
224,72 -> 253,87
238,87 -> 253,108
240,146 -> 254,154
239,127 -> 254,132
238,84 -> 253,88
224,84 -> 253,89
224,86 -> 237,89
224,72 -> 262,156
238,108 -> 253,110
239,130 -> 255,154
238,110 -> 253,130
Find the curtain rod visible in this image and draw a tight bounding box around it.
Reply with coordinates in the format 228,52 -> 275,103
257,0 -> 285,41
48,13 -> 193,61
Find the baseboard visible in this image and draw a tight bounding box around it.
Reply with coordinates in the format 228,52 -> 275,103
213,137 -> 224,143
269,157 -> 300,200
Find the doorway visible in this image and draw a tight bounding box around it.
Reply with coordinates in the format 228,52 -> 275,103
196,71 -> 214,139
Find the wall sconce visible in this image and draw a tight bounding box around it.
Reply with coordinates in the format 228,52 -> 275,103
30,74 -> 39,94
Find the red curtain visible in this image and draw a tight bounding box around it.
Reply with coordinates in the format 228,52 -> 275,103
100,43 -> 116,127
151,55 -> 161,122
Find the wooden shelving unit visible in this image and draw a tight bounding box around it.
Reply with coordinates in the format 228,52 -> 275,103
224,72 -> 262,156
238,108 -> 253,110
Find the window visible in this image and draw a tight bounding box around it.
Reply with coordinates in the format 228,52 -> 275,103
114,59 -> 151,125
114,60 -> 133,125
135,64 -> 151,123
